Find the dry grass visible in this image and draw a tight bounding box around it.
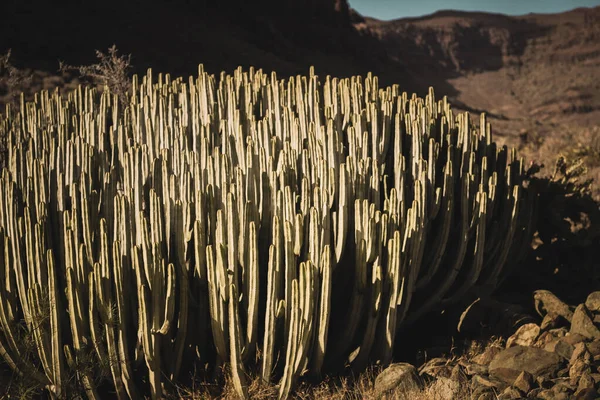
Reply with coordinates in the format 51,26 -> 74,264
171,368 -> 460,400
166,337 -> 509,399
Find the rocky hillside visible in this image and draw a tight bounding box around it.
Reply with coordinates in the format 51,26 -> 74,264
356,7 -> 600,175
0,0 -> 365,78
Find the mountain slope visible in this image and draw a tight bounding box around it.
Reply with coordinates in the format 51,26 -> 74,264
356,7 -> 600,170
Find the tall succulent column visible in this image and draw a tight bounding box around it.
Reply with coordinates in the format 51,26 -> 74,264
0,67 -> 533,399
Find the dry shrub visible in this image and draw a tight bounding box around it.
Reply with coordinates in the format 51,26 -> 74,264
0,49 -> 32,104
59,45 -> 132,106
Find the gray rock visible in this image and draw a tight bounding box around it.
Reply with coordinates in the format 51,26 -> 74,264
571,304 -> 600,340
585,291 -> 600,313
506,323 -> 540,348
489,345 -> 562,384
374,362 -> 421,398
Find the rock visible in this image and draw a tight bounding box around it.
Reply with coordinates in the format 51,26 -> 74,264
537,388 -> 566,400
527,388 -> 542,398
586,340 -> 600,358
590,372 -> 600,384
574,388 -> 597,400
506,323 -> 540,348
549,382 -> 575,400
536,375 -> 553,389
374,362 -> 421,398
570,342 -> 592,365
562,333 -> 588,346
513,370 -> 533,393
476,392 -> 496,400
569,358 -> 591,387
470,385 -> 494,400
465,364 -> 488,376
489,345 -> 562,384
544,339 -> 575,360
540,312 -> 566,331
498,387 -> 523,399
471,374 -> 498,389
548,327 -> 569,338
473,345 -> 502,366
578,372 -> 595,393
465,362 -> 488,376
553,381 -> 575,394
533,331 -> 556,348
428,377 -> 460,400
571,304 -> 600,340
534,290 -> 574,322
585,291 -> 600,313
418,357 -> 451,379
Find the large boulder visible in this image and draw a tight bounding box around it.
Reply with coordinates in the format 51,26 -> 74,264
374,363 -> 421,398
489,345 -> 562,384
571,304 -> 600,340
506,323 -> 540,348
534,290 -> 574,322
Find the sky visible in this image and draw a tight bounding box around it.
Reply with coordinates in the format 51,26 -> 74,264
348,0 -> 600,21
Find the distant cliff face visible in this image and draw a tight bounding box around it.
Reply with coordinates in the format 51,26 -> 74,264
358,7 -> 600,74
358,12 -> 536,74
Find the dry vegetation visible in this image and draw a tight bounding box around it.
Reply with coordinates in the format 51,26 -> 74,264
1,5 -> 599,399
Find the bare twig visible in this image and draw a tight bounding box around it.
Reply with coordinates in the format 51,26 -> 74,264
59,45 -> 132,106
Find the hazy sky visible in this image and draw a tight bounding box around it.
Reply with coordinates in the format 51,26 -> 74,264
349,0 -> 600,20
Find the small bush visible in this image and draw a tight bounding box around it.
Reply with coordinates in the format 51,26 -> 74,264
59,45 -> 132,105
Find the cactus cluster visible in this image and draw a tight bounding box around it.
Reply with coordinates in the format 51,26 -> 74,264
0,66 -> 534,399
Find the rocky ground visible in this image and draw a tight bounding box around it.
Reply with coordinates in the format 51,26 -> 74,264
374,291 -> 600,399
